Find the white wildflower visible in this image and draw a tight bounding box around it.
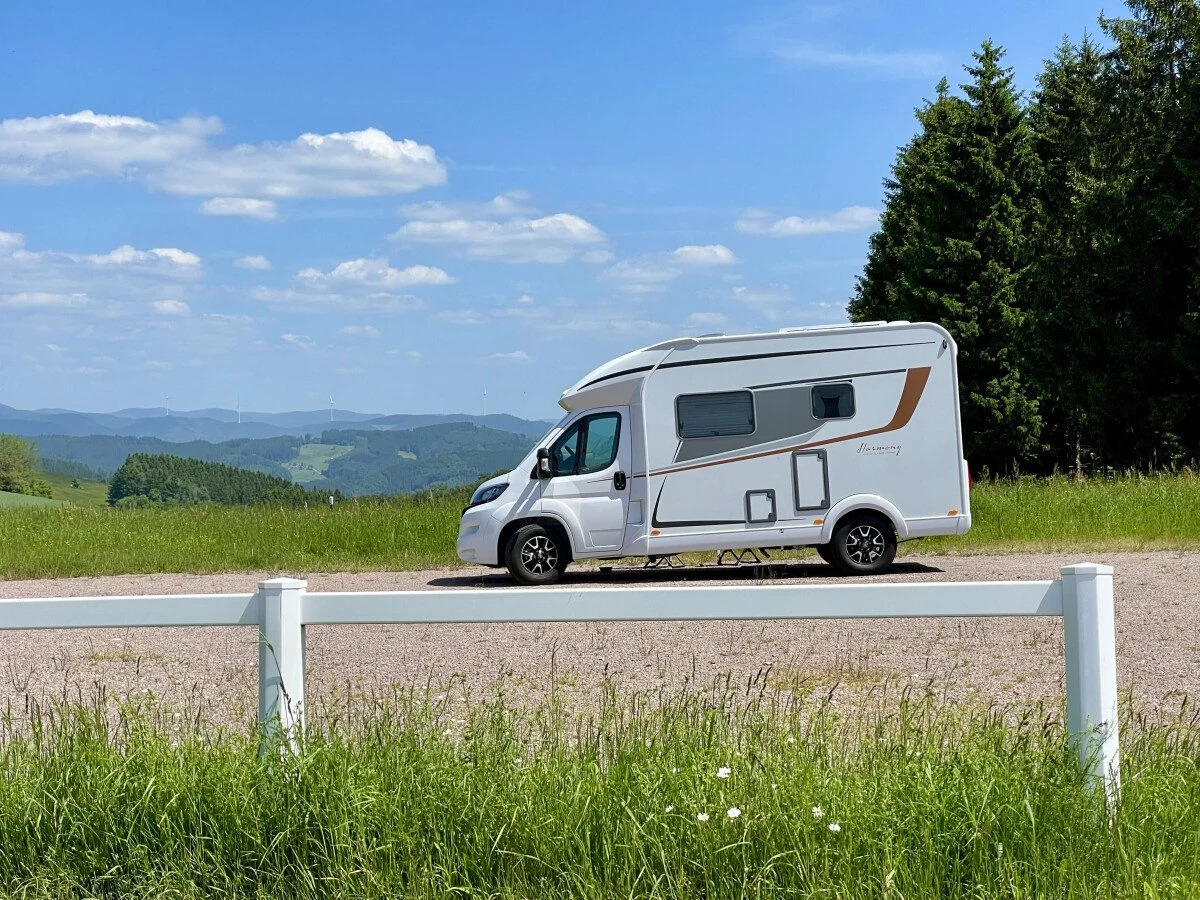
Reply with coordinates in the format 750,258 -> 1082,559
645,738 -> 652,748
665,805 -> 674,813
771,783 -> 778,790
811,805 -> 824,819
671,767 -> 679,773
697,812 -> 709,822
727,807 -> 741,819
442,729 -> 453,736
717,766 -> 732,779
828,822 -> 841,833
786,735 -> 796,744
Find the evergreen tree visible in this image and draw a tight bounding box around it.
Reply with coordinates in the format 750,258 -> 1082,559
851,42 -> 1041,473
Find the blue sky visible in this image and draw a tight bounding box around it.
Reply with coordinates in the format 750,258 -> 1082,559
1,0 -> 1107,419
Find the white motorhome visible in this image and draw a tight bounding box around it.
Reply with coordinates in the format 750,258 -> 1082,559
457,321 -> 970,583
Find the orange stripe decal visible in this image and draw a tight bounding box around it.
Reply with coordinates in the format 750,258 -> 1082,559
652,366 -> 931,476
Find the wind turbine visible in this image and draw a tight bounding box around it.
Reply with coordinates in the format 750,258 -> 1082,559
236,395 -> 241,425
329,394 -> 334,423
163,396 -> 171,417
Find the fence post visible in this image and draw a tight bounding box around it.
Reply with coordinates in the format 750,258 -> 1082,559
258,577 -> 307,751
1060,563 -> 1119,805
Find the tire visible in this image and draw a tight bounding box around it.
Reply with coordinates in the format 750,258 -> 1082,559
815,543 -> 836,566
505,523 -> 568,585
827,514 -> 897,575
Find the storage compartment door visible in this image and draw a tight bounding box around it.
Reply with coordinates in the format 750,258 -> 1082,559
792,450 -> 829,511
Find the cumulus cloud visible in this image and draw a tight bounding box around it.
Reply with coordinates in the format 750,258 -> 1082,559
736,206 -> 879,236
251,285 -> 422,314
235,254 -> 271,270
341,324 -> 380,338
200,197 -> 279,221
1,291 -> 89,309
297,257 -> 454,289
152,299 -> 190,316
0,111 -> 446,201
687,311 -> 730,330
393,212 -> 607,264
602,244 -> 737,293
0,111 -> 218,183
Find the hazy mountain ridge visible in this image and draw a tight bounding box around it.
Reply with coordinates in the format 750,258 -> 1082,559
0,404 -> 553,443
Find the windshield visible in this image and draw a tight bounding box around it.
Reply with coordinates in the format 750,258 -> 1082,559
528,413 -> 572,453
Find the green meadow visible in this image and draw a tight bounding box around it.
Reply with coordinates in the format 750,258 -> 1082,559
0,474 -> 1198,579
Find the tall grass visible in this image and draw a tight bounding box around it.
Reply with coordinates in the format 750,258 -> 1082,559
0,685 -> 1197,898
1,474 -> 1199,579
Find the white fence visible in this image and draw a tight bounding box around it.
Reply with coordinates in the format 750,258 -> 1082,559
0,563 -> 1119,800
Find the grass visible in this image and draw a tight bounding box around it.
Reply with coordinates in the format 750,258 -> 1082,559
284,442 -> 355,484
0,490 -> 64,509
0,685 -> 1197,899
38,471 -> 110,508
1,473 -> 1199,579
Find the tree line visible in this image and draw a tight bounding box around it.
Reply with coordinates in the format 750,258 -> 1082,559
108,454 -> 341,508
851,0 -> 1200,475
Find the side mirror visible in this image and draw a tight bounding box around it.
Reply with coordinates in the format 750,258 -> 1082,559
536,447 -> 554,479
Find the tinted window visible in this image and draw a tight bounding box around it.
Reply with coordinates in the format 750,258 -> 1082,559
579,413 -> 620,474
676,391 -> 755,438
812,384 -> 854,420
551,422 -> 583,476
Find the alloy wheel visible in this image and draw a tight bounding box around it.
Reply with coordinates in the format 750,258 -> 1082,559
520,535 -> 558,576
844,524 -> 886,565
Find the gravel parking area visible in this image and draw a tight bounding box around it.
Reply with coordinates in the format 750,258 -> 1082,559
1,552 -> 1196,727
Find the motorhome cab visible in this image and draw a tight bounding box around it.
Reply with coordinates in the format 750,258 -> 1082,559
458,321 -> 971,584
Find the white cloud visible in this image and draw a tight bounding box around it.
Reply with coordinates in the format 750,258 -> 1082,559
0,111 -> 218,183
152,299 -> 190,316
83,245 -> 202,267
581,249 -> 615,264
398,190 -> 533,221
281,333 -> 316,349
484,350 -> 531,363
235,254 -> 271,270
151,126 -> 445,198
297,257 -> 454,289
602,244 -> 737,293
736,206 -> 879,236
0,112 -> 445,200
340,324 -> 380,338
141,360 -> 170,371
386,349 -> 424,363
200,197 -> 279,221
393,212 -> 607,264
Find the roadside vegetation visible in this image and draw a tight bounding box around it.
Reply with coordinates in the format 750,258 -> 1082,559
0,685 -> 1195,899
0,473 -> 1197,579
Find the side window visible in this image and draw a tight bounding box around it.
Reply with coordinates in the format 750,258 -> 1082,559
551,422 -> 583,476
812,384 -> 854,420
676,391 -> 755,438
579,413 -> 620,474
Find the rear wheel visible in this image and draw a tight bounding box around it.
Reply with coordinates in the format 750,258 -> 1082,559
827,514 -> 896,575
505,523 -> 568,585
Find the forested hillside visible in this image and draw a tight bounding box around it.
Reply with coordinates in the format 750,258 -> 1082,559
853,0 -> 1200,474
107,454 -> 336,507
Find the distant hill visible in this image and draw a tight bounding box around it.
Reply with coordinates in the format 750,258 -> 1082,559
0,403 -> 552,444
109,454 -> 334,507
33,422 -> 536,496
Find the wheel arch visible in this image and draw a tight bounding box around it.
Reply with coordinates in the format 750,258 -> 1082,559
819,496 -> 907,543
498,515 -> 576,564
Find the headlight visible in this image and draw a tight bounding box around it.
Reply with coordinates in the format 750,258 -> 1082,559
466,482 -> 508,510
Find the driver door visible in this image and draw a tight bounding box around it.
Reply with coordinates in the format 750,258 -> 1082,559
540,408 -> 630,551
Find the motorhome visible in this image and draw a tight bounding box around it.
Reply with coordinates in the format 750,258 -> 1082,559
457,321 -> 970,583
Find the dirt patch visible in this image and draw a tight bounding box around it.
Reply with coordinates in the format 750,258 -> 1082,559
0,552 -> 1196,728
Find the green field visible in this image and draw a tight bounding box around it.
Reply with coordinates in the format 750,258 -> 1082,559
0,490 -> 64,509
38,471 -> 111,507
0,475 -> 1198,579
283,442 -> 354,483
0,688 -> 1196,899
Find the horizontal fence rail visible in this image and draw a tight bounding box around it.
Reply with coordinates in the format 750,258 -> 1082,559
0,564 -> 1119,801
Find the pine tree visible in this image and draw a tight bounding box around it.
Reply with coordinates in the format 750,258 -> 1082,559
851,43 -> 1041,473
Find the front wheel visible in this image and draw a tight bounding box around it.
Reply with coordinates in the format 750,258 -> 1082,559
827,514 -> 897,575
505,523 -> 568,585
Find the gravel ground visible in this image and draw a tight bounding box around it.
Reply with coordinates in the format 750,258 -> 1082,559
0,551 -> 1196,728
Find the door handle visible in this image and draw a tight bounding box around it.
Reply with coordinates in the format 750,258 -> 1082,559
614,471 -> 627,491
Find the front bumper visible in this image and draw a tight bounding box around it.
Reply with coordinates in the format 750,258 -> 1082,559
457,506 -> 503,566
